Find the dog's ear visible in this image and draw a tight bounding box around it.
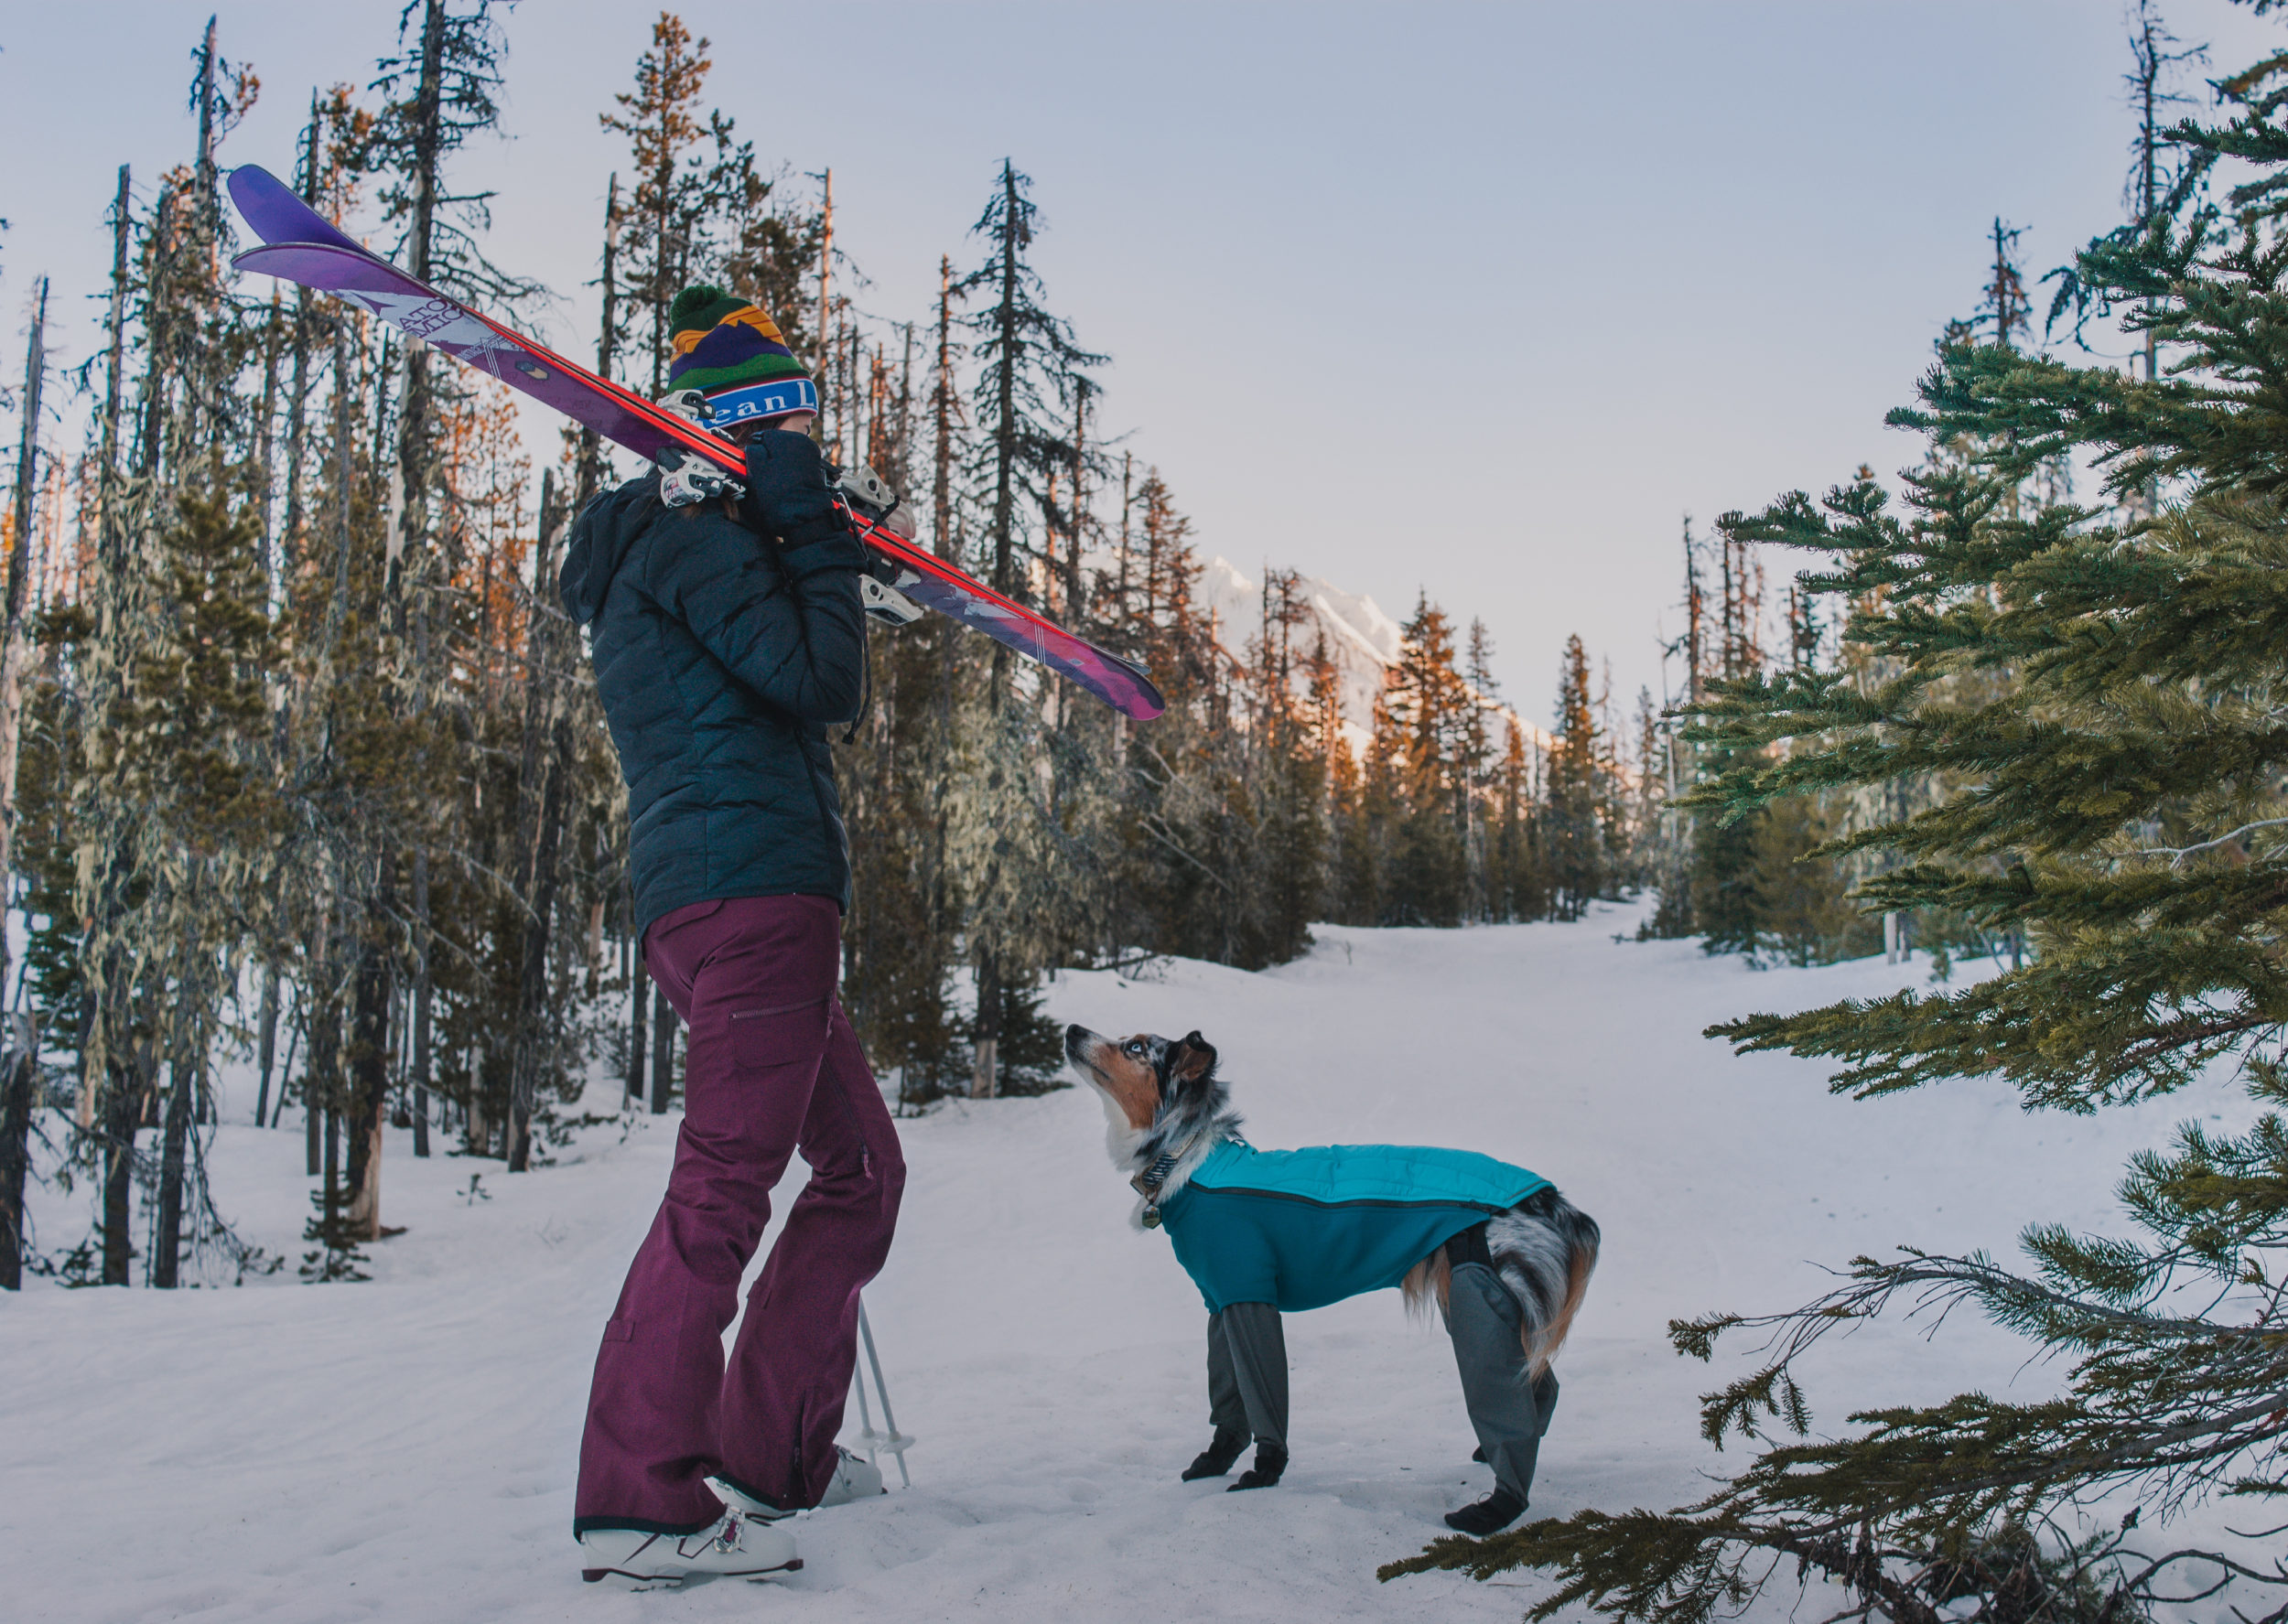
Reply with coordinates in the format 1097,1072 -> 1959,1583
1169,1031 -> 1217,1086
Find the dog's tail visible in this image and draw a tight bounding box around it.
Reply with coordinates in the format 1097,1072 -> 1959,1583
1532,1198 -> 1601,1376
1403,1188 -> 1601,1379
1399,1250 -> 1452,1323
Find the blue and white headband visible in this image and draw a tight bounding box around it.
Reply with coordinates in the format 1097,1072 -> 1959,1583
705,377 -> 820,425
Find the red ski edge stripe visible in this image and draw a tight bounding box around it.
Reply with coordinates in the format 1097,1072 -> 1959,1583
231,210 -> 1165,718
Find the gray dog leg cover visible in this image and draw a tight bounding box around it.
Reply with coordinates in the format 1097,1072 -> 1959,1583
1212,1302 -> 1290,1449
1206,1313 -> 1247,1436
1443,1261 -> 1559,1504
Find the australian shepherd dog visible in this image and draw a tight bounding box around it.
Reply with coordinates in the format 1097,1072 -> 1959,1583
1063,1022 -> 1600,1529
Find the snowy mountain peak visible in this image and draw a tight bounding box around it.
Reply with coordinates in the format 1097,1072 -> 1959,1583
1197,555 -> 1548,755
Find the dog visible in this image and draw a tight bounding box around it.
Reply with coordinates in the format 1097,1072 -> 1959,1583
1063,1023 -> 1600,1533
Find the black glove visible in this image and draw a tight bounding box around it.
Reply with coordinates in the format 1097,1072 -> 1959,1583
737,431 -> 868,579
738,431 -> 838,536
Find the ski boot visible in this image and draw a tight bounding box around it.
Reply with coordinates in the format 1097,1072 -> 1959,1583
705,1447 -> 886,1521
577,1512 -> 800,1586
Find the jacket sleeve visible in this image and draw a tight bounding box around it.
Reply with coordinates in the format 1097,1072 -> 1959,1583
650,479 -> 869,726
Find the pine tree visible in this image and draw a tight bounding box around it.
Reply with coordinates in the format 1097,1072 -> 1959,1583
1460,620 -> 1501,917
1545,635 -> 1602,920
1244,570 -> 1326,962
951,165 -> 1105,1094
1387,16 -> 2288,1620
599,13 -> 764,395
1488,717 -> 1546,920
840,325 -> 964,1104
1385,595 -> 1468,926
957,161 -> 1105,663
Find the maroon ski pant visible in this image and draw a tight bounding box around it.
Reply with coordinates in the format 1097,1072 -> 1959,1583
574,894 -> 905,1535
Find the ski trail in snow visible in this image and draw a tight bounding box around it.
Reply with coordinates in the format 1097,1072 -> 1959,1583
1,903 -> 2249,1621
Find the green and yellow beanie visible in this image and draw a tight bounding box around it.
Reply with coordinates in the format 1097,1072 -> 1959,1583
665,285 -> 817,426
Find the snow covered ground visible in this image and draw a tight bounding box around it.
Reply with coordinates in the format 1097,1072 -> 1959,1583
0,903 -> 2248,1622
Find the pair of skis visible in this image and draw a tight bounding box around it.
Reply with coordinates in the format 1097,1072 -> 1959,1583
225,165 -> 1164,723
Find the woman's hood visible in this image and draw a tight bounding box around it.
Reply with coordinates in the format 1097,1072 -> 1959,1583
558,475 -> 659,627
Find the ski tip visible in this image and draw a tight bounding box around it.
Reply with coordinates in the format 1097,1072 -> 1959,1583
227,163 -> 372,261
1105,656 -> 1166,720
224,164 -> 286,211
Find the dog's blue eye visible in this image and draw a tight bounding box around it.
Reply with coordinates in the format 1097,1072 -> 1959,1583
1125,1040 -> 1146,1057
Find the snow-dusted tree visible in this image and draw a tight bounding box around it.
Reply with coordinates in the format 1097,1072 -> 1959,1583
949,159 -> 1106,1094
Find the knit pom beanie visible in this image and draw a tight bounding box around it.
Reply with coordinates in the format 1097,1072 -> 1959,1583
664,285 -> 817,425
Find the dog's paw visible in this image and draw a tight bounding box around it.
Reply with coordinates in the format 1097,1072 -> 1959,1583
1226,1443 -> 1288,1491
1182,1426 -> 1248,1481
1443,1486 -> 1527,1534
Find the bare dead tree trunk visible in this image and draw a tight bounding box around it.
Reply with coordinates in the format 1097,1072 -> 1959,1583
305,1073 -> 321,1173
254,967 -> 279,1128
0,1040 -> 31,1289
100,1029 -> 135,1285
281,110 -> 318,586
508,472 -> 572,1172
816,167 -> 834,434
628,936 -> 648,1108
304,925 -> 327,1178
1066,384 -> 1088,623
650,985 -> 676,1114
151,1047 -> 192,1288
0,277 -> 49,940
254,287 -> 283,595
389,0 -> 446,618
410,851 -> 431,1157
0,277 -> 48,1282
932,256 -> 956,562
988,162 -> 1021,708
971,943 -> 999,1101
578,174 -> 621,506
344,898 -> 394,1241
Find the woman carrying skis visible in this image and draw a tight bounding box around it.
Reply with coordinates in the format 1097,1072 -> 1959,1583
559,285 -> 905,1586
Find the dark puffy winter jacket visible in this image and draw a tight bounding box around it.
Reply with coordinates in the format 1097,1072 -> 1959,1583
559,431 -> 869,941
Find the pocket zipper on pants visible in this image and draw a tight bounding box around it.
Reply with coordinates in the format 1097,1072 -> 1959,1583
729,995 -> 829,1020
790,1396 -> 807,1504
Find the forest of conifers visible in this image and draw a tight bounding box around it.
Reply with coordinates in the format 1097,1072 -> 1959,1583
0,5 -> 1748,1289
28,5 -> 2288,1623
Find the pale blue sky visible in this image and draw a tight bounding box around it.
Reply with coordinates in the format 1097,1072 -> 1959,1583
2,1 -> 2276,713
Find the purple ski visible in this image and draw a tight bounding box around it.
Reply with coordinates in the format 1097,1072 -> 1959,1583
226,165 -> 1165,722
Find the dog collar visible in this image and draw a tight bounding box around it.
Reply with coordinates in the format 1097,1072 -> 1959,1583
1132,1153 -> 1181,1228
1131,1130 -> 1245,1228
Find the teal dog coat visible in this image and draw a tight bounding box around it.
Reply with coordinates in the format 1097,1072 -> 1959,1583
1154,1139 -> 1550,1314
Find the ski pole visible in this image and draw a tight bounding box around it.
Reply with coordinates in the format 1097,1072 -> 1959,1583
857,1298 -> 913,1488
849,1340 -> 878,1466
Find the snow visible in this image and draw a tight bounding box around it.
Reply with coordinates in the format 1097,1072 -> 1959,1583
0,902 -> 2249,1622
